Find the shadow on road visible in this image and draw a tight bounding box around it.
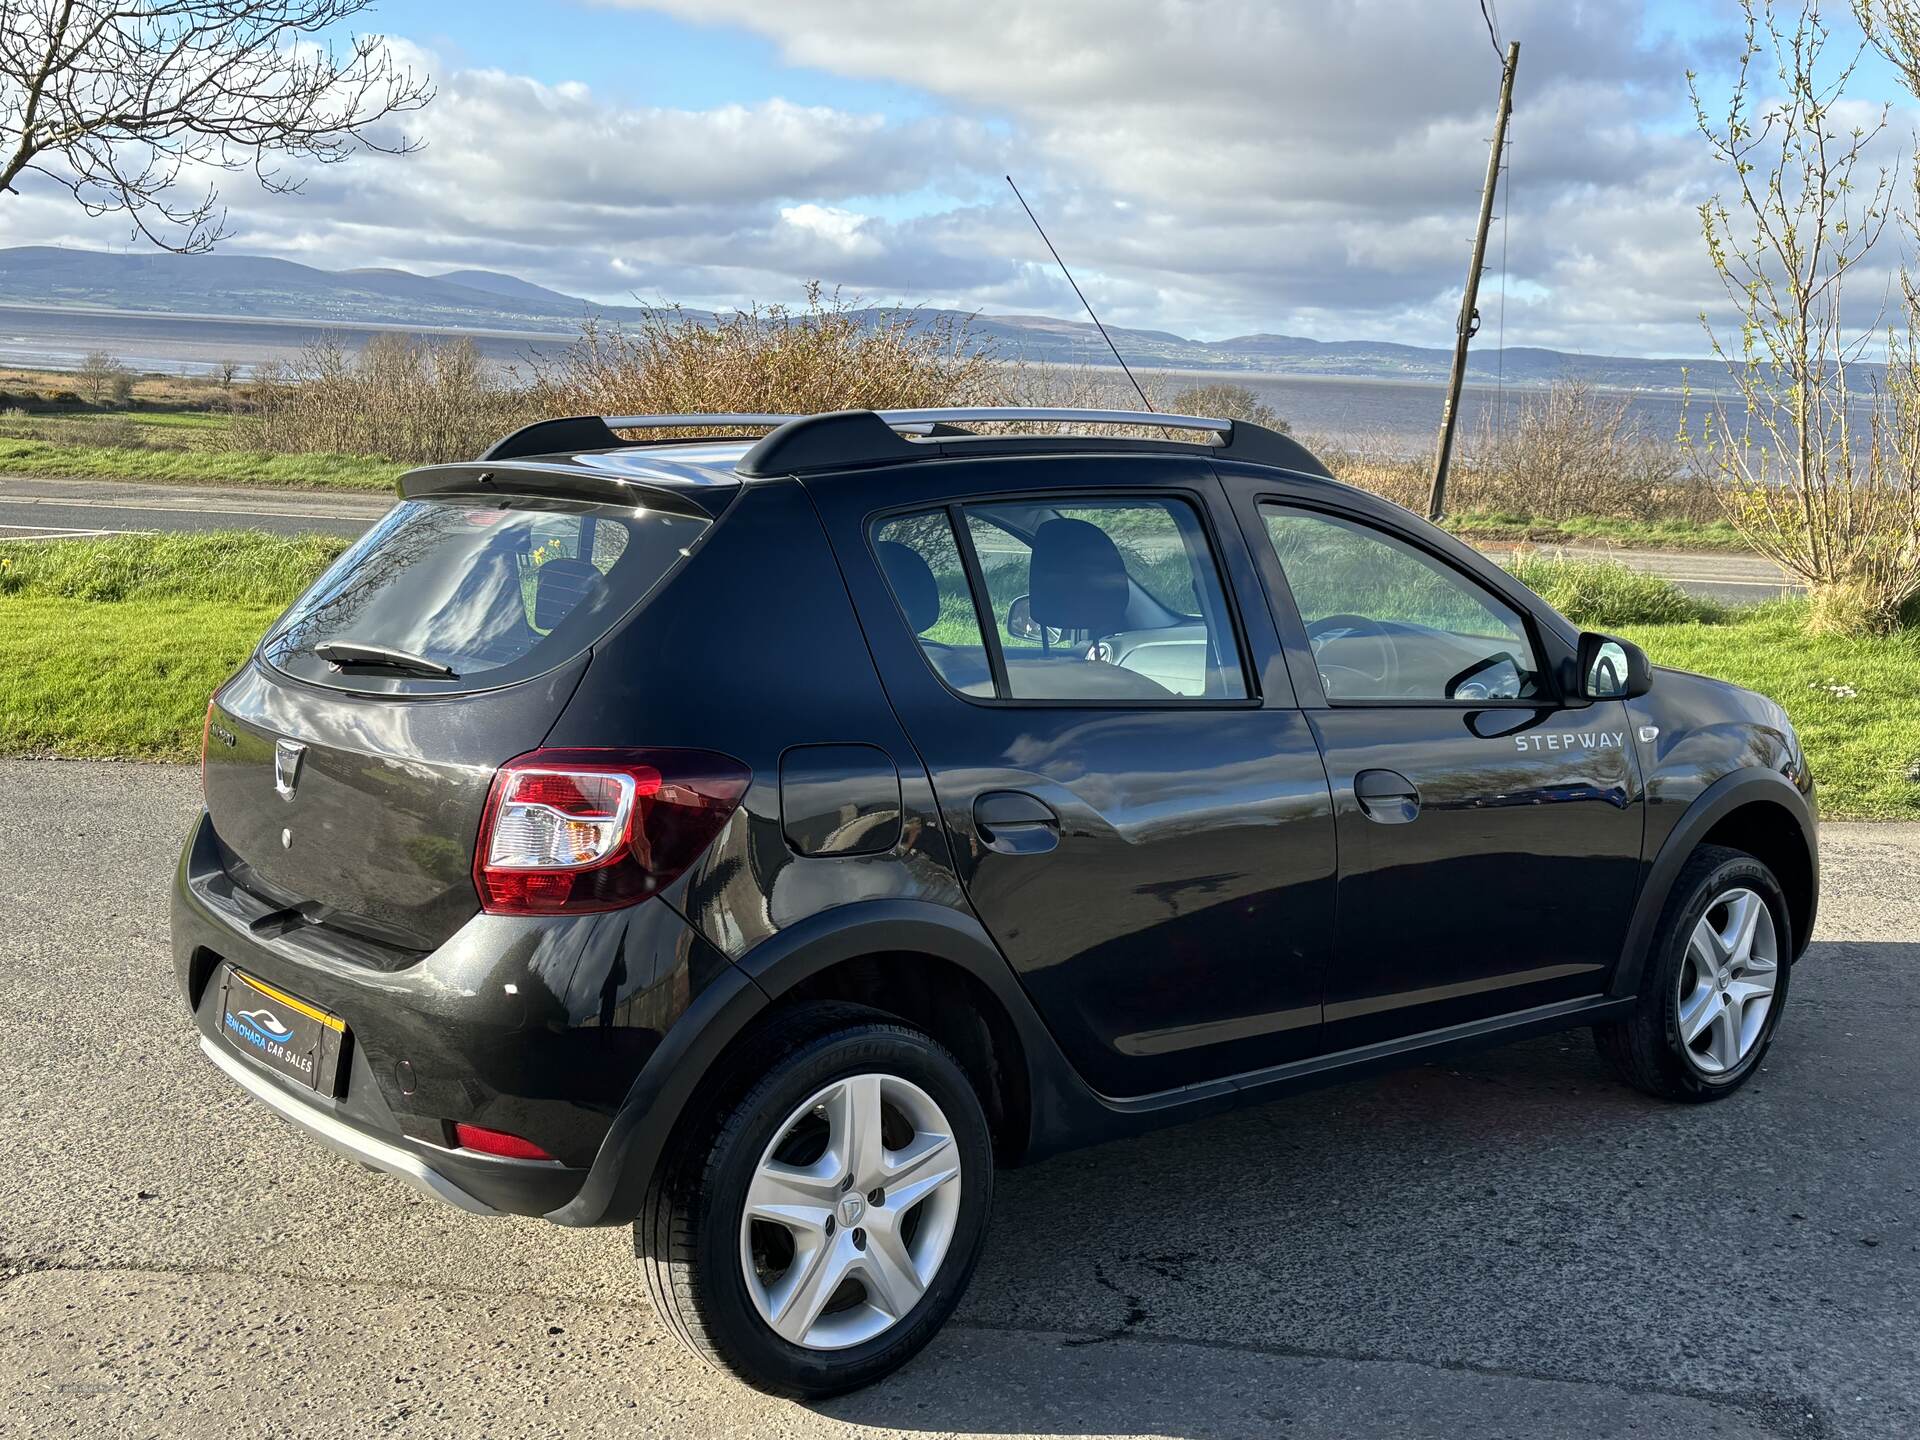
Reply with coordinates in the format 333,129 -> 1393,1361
811,940 -> 1911,1438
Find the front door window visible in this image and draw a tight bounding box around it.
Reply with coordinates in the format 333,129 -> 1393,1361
1260,506 -> 1542,703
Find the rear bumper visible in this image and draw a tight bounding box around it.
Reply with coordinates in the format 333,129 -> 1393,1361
172,807 -> 733,1220
198,1034 -> 506,1216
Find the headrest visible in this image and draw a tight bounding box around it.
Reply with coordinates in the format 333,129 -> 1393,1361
876,540 -> 940,634
1029,517 -> 1129,634
533,557 -> 603,631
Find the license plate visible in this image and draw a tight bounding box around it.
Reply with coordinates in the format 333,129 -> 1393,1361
219,968 -> 347,1094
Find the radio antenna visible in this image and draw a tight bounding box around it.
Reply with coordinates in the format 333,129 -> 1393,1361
1005,174 -> 1154,412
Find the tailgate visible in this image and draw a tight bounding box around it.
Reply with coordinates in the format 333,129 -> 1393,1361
203,656 -> 587,951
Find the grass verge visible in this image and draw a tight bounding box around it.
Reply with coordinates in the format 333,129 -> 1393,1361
0,597 -> 284,759
0,530 -> 348,603
1506,554 -> 1721,627
0,436 -> 404,491
0,533 -> 350,760
1445,511 -> 1748,551
0,534 -> 1912,817
1617,604 -> 1920,820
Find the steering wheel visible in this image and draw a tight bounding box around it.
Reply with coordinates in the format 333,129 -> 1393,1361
1306,613 -> 1398,697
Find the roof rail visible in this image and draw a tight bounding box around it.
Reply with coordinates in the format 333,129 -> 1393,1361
481,406 -> 1332,478
736,408 -> 1331,479
597,406 -> 1229,435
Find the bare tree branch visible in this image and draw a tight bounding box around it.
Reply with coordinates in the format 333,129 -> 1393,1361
1684,0 -> 1920,633
0,0 -> 431,252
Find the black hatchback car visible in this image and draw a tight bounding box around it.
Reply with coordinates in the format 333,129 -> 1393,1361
176,406 -> 1817,1396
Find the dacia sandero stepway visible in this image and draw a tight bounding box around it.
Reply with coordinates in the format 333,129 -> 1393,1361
175,407 -> 1818,1396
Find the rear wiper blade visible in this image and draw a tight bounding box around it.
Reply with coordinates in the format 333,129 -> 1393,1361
312,640 -> 459,679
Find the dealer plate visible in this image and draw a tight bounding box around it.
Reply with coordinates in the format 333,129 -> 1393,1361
218,967 -> 347,1094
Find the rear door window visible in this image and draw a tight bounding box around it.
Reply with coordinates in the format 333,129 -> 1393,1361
263,497 -> 707,691
871,511 -> 997,696
871,496 -> 1248,703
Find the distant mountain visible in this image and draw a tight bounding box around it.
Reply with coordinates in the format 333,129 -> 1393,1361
430,268 -> 584,306
0,246 -> 638,332
0,245 -> 1712,391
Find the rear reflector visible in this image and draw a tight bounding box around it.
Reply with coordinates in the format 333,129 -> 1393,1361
452,1123 -> 556,1161
473,747 -> 750,915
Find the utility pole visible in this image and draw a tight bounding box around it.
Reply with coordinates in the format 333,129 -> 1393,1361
1427,40 -> 1519,522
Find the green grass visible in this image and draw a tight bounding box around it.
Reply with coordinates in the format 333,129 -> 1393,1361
0,407 -> 235,435
0,436 -> 404,490
1446,511 -> 1747,551
0,530 -> 348,604
0,532 -> 347,761
0,534 -> 1914,817
1507,555 -> 1720,627
0,597 -> 284,759
1620,603 -> 1920,820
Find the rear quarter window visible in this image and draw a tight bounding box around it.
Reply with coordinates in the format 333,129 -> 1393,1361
262,496 -> 707,691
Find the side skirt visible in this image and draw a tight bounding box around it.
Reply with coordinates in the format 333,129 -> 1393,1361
1020,994 -> 1636,1163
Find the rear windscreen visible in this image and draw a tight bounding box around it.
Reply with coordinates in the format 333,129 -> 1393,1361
262,497 -> 708,691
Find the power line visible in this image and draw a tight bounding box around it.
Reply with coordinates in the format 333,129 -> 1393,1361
1478,0 -> 1504,62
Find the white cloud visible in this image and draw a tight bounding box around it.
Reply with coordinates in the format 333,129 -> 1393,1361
779,203 -> 881,255
2,2 -> 1911,354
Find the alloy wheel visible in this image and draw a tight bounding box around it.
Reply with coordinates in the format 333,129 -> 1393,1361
739,1072 -> 963,1350
1675,886 -> 1779,1076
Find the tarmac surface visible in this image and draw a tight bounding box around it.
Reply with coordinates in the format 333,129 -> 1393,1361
1,760 -> 1914,1438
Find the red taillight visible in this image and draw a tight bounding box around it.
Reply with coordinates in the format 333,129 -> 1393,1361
452,1123 -> 555,1161
473,747 -> 750,916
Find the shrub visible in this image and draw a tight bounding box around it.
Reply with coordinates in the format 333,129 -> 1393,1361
1506,553 -> 1717,628
75,351 -> 128,405
1305,436 -> 1430,513
1462,380 -> 1708,522
1167,382 -> 1289,432
239,333 -> 531,463
1306,383 -> 1717,527
525,283 -> 998,430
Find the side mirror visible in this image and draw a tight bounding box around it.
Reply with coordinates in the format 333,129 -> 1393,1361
1005,594 -> 1062,645
1578,632 -> 1653,700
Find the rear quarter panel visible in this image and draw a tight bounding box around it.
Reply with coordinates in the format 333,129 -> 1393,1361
541,478 -> 970,959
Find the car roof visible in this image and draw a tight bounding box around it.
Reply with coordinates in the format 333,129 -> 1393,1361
398,408 -> 1341,515
456,407 -> 1333,485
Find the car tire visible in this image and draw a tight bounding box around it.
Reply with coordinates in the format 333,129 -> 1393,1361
638,1004 -> 994,1398
1594,844 -> 1794,1102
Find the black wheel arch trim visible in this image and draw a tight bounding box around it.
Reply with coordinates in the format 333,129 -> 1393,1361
546,898 -> 1099,1228
1610,768 -> 1817,1001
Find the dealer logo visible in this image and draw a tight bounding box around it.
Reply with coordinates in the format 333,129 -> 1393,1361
233,1007 -> 295,1044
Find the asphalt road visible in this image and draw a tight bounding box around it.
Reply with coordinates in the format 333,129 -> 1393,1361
0,474 -> 1800,603
0,475 -> 389,541
4,771 -> 1915,1440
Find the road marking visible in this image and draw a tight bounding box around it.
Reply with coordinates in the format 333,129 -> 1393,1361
0,522 -> 149,540
0,494 -> 378,520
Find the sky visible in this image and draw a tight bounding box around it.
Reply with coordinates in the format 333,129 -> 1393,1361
6,0 -> 1920,357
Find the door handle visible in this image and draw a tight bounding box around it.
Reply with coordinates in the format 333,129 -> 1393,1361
1354,768 -> 1420,825
974,790 -> 1060,855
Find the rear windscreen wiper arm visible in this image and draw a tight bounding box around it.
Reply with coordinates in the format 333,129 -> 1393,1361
312,640 -> 459,679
